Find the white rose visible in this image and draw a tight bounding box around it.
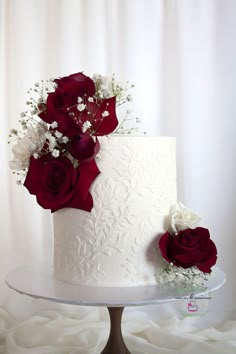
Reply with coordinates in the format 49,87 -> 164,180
9,123 -> 47,170
9,137 -> 32,170
168,202 -> 201,233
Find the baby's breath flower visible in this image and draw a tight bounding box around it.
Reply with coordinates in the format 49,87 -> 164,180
82,121 -> 92,133
38,97 -> 44,104
102,110 -> 109,117
45,132 -> 56,151
10,129 -> 18,136
51,121 -> 58,129
62,136 -> 69,144
21,121 -> 27,129
77,103 -> 86,112
157,263 -> 209,289
55,130 -> 63,139
52,149 -> 60,158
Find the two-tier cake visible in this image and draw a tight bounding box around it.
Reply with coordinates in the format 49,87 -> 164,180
9,71 -> 217,289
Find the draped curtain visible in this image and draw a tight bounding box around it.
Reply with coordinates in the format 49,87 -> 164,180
1,0 -> 236,352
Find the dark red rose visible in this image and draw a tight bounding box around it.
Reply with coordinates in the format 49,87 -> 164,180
24,154 -> 100,212
159,227 -> 217,273
69,134 -> 100,162
54,72 -> 95,97
39,72 -> 118,137
39,72 -> 95,135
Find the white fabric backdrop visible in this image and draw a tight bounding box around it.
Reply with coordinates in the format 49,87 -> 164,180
1,0 -> 236,353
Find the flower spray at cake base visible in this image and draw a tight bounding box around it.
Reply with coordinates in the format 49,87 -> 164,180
157,202 -> 218,288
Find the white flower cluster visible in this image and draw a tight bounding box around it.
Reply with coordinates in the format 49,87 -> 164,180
9,123 -> 47,171
93,73 -> 134,105
44,125 -> 68,158
9,118 -> 69,178
157,263 -> 209,289
8,77 -> 70,181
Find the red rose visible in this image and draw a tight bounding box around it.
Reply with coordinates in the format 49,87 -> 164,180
159,227 -> 217,273
24,154 -> 100,212
39,72 -> 95,135
54,72 -> 95,96
69,134 -> 100,162
39,72 -> 118,137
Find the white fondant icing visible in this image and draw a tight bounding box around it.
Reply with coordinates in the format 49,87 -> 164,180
53,136 -> 177,286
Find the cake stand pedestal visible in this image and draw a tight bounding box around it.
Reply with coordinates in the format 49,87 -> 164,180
5,266 -> 225,354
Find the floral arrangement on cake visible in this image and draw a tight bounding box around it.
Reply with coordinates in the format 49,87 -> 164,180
158,202 -> 217,286
9,72 -> 140,212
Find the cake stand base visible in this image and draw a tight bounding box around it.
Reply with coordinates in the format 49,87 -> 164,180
101,307 -> 130,354
5,266 -> 226,354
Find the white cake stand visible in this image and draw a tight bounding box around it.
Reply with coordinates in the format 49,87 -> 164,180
5,265 -> 226,354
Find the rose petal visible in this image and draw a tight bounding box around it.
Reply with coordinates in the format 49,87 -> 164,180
159,232 -> 173,263
66,191 -> 93,212
74,159 -> 100,201
173,251 -> 202,268
55,72 -> 95,97
92,97 -> 118,135
197,240 -> 217,273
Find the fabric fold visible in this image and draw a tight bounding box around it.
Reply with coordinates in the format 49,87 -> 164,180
0,307 -> 236,354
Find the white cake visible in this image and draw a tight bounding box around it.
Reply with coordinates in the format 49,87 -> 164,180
53,136 -> 177,287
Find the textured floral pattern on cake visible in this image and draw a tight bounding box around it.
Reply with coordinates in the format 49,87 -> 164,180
111,139 -> 154,201
121,219 -> 160,282
120,141 -> 177,282
112,139 -> 173,282
54,225 -> 105,282
53,137 -> 177,286
54,176 -> 131,282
